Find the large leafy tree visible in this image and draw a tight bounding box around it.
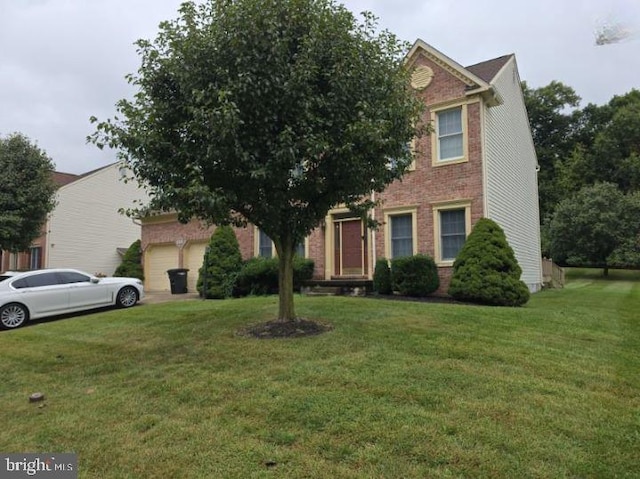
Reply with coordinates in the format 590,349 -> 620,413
556,91 -> 640,194
522,81 -> 581,221
548,183 -> 640,276
90,0 -> 423,321
0,133 -> 57,252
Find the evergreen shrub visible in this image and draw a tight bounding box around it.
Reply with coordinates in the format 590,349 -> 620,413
114,239 -> 144,280
197,226 -> 243,299
234,256 -> 314,296
373,258 -> 392,294
448,218 -> 530,306
391,254 -> 439,297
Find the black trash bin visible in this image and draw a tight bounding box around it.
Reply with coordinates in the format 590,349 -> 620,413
167,268 -> 189,294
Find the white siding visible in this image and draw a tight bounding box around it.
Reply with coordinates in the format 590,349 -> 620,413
46,163 -> 149,276
484,58 -> 543,292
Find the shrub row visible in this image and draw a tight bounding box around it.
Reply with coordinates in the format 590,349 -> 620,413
233,256 -> 315,297
373,254 -> 440,297
372,219 -> 529,306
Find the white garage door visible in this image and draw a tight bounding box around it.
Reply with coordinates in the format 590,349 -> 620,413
185,242 -> 208,292
145,244 -> 179,291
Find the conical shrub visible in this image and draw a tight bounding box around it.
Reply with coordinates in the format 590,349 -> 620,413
197,226 -> 243,299
448,218 -> 529,306
114,239 -> 144,280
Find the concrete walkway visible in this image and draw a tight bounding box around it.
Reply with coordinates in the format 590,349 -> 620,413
142,291 -> 201,304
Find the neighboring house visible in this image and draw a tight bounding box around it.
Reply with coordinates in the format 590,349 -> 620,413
46,162 -> 150,276
141,40 -> 543,294
0,171 -> 79,273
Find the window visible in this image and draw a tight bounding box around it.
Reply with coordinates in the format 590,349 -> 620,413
387,141 -> 416,172
384,208 -> 417,260
14,272 -> 61,288
256,228 -> 306,258
432,201 -> 471,264
58,271 -> 91,284
390,214 -> 413,258
440,210 -> 466,260
29,247 -> 42,270
437,107 -> 463,161
258,230 -> 272,258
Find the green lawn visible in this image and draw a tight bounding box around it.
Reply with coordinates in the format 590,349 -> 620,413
1,270 -> 639,478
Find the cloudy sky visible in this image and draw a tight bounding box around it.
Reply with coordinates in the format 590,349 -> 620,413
1,0 -> 638,174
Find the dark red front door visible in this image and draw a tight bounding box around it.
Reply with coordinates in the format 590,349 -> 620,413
335,219 -> 367,276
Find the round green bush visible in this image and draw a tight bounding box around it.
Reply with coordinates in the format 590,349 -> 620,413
391,254 -> 439,297
448,218 -> 530,306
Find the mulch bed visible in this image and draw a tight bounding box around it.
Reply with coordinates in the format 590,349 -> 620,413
239,317 -> 333,339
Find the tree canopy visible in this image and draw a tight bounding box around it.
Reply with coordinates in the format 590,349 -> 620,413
0,133 -> 57,252
548,182 -> 640,275
522,80 -> 581,221
90,0 -> 423,321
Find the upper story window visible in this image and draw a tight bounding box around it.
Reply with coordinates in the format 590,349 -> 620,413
437,107 -> 463,161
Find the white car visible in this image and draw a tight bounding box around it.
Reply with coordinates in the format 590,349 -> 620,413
0,269 -> 144,330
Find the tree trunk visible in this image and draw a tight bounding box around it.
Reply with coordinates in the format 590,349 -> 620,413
603,265 -> 609,277
274,237 -> 295,321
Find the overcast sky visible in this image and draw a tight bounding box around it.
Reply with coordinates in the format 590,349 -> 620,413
1,0 -> 638,174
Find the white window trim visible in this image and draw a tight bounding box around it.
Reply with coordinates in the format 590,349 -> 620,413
383,207 -> 418,259
432,200 -> 472,266
431,102 -> 469,166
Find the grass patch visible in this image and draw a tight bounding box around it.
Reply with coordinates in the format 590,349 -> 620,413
1,276 -> 639,478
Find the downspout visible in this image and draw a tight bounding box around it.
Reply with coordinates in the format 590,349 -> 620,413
480,97 -> 489,217
370,191 -> 376,279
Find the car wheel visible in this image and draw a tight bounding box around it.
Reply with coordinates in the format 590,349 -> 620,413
0,303 -> 29,330
116,286 -> 138,308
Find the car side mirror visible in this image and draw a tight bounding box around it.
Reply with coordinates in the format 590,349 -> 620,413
91,277 -> 100,284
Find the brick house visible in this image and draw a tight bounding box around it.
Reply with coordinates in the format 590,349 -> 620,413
0,171 -> 78,272
141,40 -> 543,294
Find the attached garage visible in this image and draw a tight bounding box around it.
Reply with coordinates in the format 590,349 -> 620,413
184,241 -> 208,292
144,244 -> 179,291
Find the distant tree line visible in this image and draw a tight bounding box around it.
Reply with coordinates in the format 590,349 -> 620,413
524,82 -> 640,272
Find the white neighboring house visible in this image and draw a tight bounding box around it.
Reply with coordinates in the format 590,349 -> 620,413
46,162 -> 149,276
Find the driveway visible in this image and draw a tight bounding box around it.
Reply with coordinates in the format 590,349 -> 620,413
142,292 -> 201,304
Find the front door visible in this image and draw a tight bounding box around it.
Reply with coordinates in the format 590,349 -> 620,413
334,218 -> 367,277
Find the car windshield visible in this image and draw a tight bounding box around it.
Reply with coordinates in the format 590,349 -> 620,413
0,274 -> 15,282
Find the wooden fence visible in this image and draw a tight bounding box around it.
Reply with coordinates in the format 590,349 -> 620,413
542,258 -> 565,288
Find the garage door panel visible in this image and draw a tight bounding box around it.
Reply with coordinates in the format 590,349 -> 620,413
185,242 -> 207,292
145,245 -> 179,291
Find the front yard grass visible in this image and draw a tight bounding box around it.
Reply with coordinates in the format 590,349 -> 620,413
0,269 -> 638,478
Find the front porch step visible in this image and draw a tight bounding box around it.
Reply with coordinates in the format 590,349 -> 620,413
301,279 -> 373,297
303,286 -> 343,296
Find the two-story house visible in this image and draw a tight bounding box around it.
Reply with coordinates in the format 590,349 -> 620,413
141,40 -> 543,294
